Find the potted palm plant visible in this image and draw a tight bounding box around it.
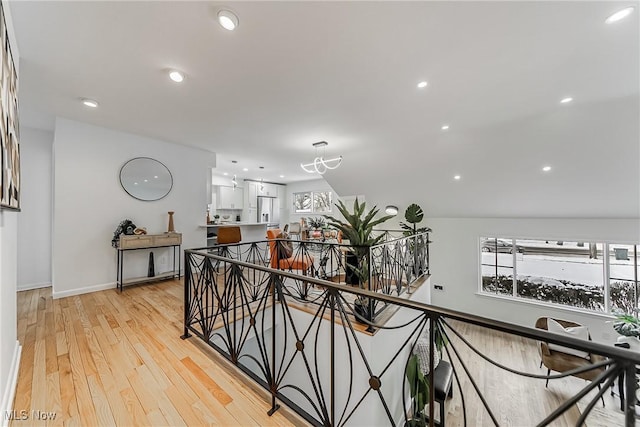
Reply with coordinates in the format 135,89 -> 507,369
325,198 -> 393,321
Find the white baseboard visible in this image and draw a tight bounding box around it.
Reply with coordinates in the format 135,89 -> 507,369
1,341 -> 21,427
16,282 -> 51,292
52,282 -> 115,299
51,274 -> 183,299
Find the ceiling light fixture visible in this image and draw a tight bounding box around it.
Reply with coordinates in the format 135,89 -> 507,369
560,97 -> 573,104
242,167 -> 248,172
218,10 -> 239,31
605,7 -> 635,24
454,175 -> 461,180
441,124 -> 450,131
417,81 -> 428,89
542,166 -> 552,172
82,98 -> 99,108
223,172 -> 228,176
169,70 -> 184,83
301,141 -> 342,174
260,178 -> 265,192
385,205 -> 399,216
231,174 -> 238,189
279,175 -> 285,178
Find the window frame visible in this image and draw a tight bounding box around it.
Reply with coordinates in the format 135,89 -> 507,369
478,237 -> 640,316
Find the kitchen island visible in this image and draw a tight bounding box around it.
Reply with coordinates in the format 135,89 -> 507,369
200,222 -> 277,245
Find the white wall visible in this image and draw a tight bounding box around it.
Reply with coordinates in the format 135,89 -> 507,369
17,127 -> 53,290
1,1 -> 21,421
0,211 -> 20,423
52,118 -> 215,298
427,217 -> 640,344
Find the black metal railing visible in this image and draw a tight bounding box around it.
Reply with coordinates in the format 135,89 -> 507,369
189,231 -> 430,323
182,247 -> 640,427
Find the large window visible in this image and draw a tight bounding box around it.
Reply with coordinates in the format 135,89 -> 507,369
610,244 -> 639,314
480,237 -> 639,315
293,191 -> 332,213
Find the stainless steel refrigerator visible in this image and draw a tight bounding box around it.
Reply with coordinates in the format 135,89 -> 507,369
257,196 -> 279,224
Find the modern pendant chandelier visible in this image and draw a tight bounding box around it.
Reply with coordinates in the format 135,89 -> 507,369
231,174 -> 238,190
300,141 -> 342,174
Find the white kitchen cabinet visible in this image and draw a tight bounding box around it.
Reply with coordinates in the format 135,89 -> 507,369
247,181 -> 258,208
217,185 -> 244,209
261,183 -> 278,197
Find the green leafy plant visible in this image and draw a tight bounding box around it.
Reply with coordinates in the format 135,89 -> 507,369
399,203 -> 431,278
613,312 -> 640,337
307,216 -> 327,230
400,203 -> 431,236
405,322 -> 448,427
405,354 -> 429,427
324,198 -> 393,287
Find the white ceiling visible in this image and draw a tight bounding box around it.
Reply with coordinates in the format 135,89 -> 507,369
10,1 -> 640,217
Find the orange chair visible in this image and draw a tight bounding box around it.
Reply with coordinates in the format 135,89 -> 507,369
266,229 -> 314,271
217,226 -> 241,244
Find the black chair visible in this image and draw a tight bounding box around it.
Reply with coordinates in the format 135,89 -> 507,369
431,360 -> 454,426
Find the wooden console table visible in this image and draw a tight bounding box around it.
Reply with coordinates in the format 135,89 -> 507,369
116,233 -> 182,291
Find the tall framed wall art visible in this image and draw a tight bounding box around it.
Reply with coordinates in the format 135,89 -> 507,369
0,1 -> 19,210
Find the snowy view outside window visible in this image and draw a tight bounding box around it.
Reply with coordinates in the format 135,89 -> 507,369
609,244 -> 640,314
480,238 -> 639,315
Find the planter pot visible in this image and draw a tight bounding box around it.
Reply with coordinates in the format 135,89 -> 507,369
345,253 -> 359,285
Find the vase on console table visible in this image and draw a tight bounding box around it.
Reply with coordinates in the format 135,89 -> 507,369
167,211 -> 175,233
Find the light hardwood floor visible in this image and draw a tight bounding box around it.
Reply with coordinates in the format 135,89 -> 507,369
440,322 -> 626,427
12,280 -> 302,427
12,280 -> 628,426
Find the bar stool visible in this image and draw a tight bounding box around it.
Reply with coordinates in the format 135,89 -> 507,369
217,226 -> 241,244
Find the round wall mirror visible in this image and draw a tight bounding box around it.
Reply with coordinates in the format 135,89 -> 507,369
119,157 -> 173,201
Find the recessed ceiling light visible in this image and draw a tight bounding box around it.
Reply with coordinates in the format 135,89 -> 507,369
542,166 -> 552,172
169,70 -> 184,83
154,175 -> 158,179
218,10 -> 239,31
223,172 -> 228,176
454,175 -> 461,180
417,81 -> 428,89
259,166 -> 264,169
605,7 -> 635,24
441,124 -> 450,131
242,167 -> 248,172
560,97 -> 573,104
279,175 -> 285,178
82,98 -> 98,108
